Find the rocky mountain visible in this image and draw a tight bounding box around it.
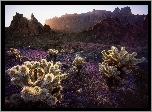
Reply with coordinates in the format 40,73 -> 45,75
5,12 -> 53,37
5,12 -> 57,49
5,8 -> 148,50
74,14 -> 148,47
45,6 -> 146,34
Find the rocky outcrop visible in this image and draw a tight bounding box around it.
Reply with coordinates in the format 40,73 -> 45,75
142,14 -> 148,30
121,23 -> 136,44
9,12 -> 29,36
88,17 -> 122,36
76,15 -> 148,46
43,24 -> 52,34
6,12 -> 52,37
77,17 -> 123,44
5,12 -> 55,49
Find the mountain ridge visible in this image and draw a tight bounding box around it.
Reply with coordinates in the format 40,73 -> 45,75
5,7 -> 148,50
45,6 -> 147,33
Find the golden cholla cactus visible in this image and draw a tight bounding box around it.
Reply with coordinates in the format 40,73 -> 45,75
71,66 -> 78,74
60,49 -> 65,53
7,48 -> 23,61
24,61 -> 33,69
99,46 -> 146,80
55,61 -> 62,68
31,61 -> 41,69
101,46 -> 145,67
18,65 -> 30,77
21,86 -> 46,102
42,73 -> 54,85
7,59 -> 67,105
7,67 -> 19,78
41,59 -> 48,67
98,62 -> 121,80
48,49 -> 58,55
7,48 -> 21,56
73,56 -> 85,66
8,65 -> 30,86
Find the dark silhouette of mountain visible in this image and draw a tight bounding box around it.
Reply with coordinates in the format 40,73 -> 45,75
75,15 -> 148,46
5,12 -> 58,49
5,7 -> 148,50
6,12 -> 53,37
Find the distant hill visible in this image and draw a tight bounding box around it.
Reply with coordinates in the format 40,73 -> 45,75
45,6 -> 146,34
67,14 -> 148,47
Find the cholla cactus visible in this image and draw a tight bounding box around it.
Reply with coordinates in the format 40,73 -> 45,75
73,56 -> 85,66
55,61 -> 62,68
47,49 -> 58,62
28,67 -> 45,86
101,46 -> 145,67
7,67 -> 19,78
32,61 -> 41,69
99,46 -> 145,80
24,61 -> 41,70
7,65 -> 30,86
7,59 -> 67,106
7,48 -> 23,62
70,66 -> 78,74
60,49 -> 66,53
73,56 -> 85,75
98,62 -> 121,80
18,65 -> 30,76
48,49 -> 58,55
41,73 -> 54,88
41,59 -> 48,67
24,61 -> 33,69
49,62 -> 62,76
21,86 -> 50,102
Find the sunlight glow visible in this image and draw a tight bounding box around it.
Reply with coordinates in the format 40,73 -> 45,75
5,5 -> 148,27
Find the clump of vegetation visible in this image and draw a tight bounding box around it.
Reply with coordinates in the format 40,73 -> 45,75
7,59 -> 67,107
47,49 -> 58,62
7,48 -> 23,62
60,48 -> 74,54
98,46 -> 145,89
72,56 -> 85,75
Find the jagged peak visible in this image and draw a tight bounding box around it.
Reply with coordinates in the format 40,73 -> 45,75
31,13 -> 34,18
16,12 -> 19,15
113,7 -> 120,12
15,12 -> 23,16
121,6 -> 131,12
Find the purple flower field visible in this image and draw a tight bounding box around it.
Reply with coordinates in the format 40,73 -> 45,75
5,47 -> 149,108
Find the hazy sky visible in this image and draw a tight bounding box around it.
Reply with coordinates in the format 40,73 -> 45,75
5,5 -> 148,27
